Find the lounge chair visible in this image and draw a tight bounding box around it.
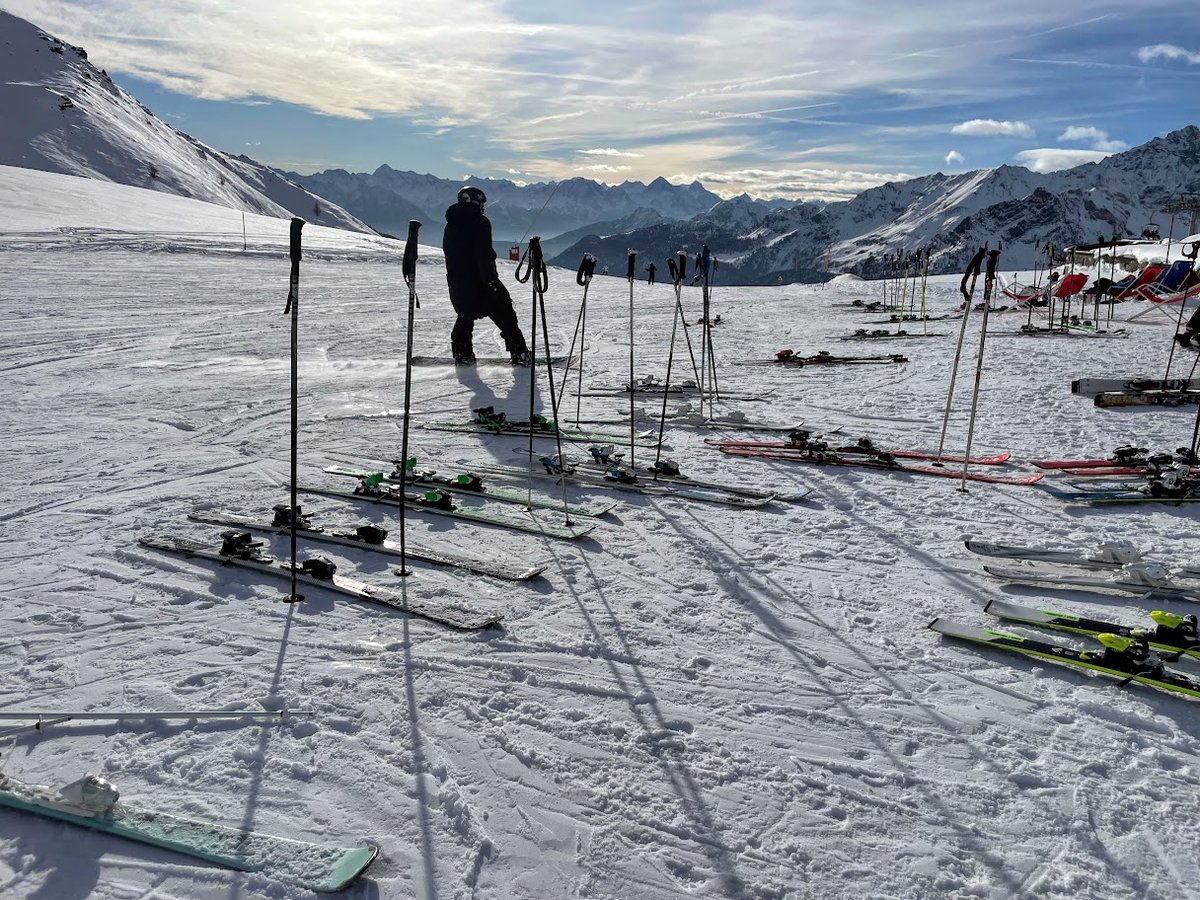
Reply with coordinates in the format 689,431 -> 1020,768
1114,264 -> 1164,301
1137,260 -> 1196,302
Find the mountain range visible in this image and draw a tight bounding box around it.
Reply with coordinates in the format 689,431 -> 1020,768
3,8 -> 1198,284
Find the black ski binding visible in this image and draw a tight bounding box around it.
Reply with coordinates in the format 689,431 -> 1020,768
271,504 -> 313,529
299,556 -> 337,580
219,530 -> 264,559
416,490 -> 455,511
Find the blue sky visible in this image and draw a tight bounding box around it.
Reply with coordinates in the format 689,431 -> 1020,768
5,1 -> 1199,200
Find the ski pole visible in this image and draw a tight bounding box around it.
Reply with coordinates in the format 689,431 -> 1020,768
1161,240 -> 1200,388
626,248 -> 638,469
282,217 -> 304,604
704,252 -> 721,408
960,246 -> 1002,491
554,253 -> 596,427
511,240 -> 566,518
0,709 -> 312,741
934,246 -> 986,463
528,239 -> 575,524
395,219 -> 421,576
669,249 -> 702,385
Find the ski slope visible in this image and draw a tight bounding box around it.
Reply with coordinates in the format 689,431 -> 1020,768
3,166 -> 1200,900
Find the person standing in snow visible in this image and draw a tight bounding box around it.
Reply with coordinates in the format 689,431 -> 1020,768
442,186 -> 530,366
646,263 -> 657,285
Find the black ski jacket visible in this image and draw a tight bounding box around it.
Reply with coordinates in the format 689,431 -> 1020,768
443,202 -> 504,318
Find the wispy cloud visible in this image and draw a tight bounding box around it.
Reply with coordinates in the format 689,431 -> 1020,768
1014,148 -> 1110,172
4,0 -> 1192,197
951,119 -> 1034,137
945,150 -> 965,166
1138,44 -> 1200,65
1057,125 -> 1127,152
579,148 -> 643,158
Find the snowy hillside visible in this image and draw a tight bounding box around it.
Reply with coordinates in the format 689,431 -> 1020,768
6,168 -> 1200,900
0,9 -> 373,234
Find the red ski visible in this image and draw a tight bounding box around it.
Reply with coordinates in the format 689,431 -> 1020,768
717,447 -> 1042,485
705,437 -> 1010,466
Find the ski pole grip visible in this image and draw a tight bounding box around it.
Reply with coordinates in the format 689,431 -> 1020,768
402,220 -> 421,279
677,250 -> 688,281
576,252 -> 596,286
959,247 -> 986,299
985,247 -> 1001,280
289,217 -> 304,263
625,250 -> 637,280
667,257 -> 680,284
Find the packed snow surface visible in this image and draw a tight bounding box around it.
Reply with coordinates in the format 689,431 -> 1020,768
3,166 -> 1200,900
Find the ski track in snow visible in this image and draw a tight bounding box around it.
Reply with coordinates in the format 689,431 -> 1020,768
4,184 -> 1200,899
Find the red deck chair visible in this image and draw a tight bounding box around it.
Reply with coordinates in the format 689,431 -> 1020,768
1052,272 -> 1087,299
1114,264 -> 1163,301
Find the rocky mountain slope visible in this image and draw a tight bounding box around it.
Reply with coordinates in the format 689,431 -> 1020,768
0,10 -> 371,233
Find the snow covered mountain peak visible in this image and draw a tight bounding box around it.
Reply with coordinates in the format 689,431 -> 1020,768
0,9 -> 372,233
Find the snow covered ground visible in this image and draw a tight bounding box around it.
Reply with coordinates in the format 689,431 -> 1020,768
3,166 -> 1200,900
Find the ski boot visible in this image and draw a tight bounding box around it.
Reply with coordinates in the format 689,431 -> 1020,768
510,350 -> 532,367
452,341 -> 476,366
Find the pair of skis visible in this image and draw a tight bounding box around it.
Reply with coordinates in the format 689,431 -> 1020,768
712,434 -> 1038,486
140,533 -> 504,630
460,449 -> 811,507
421,409 -> 660,446
321,462 -> 617,518
733,350 -> 908,367
930,616 -> 1200,701
0,771 -> 377,892
966,536 -> 1200,599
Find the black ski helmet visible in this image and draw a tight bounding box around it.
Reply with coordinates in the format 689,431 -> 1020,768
457,186 -> 487,208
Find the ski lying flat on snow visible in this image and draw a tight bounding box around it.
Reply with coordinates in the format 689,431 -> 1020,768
838,330 -> 946,341
576,386 -> 773,401
981,563 -> 1200,600
1039,480 -> 1200,505
406,354 -> 574,367
983,598 -> 1200,659
139,535 -> 502,629
1095,390 -> 1200,408
732,353 -> 908,367
294,483 -> 597,540
717,446 -> 1042,485
420,420 -> 660,445
963,537 -> 1200,577
928,617 -> 1200,700
461,457 -> 810,504
705,438 -> 1010,466
0,772 -> 378,892
186,510 -> 546,581
1071,377 -> 1200,396
322,465 -> 617,518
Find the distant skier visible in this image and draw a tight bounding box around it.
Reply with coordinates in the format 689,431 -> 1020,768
646,263 -> 657,285
442,186 -> 530,366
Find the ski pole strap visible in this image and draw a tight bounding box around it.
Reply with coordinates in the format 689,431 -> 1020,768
625,249 -> 637,281
515,236 -> 548,291
576,252 -> 597,286
284,217 -> 304,314
959,246 -> 986,303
